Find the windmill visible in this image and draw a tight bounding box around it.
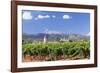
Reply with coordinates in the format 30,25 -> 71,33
43,29 -> 48,43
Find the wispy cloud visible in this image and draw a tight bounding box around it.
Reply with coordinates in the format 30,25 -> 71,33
63,15 -> 71,19
47,30 -> 63,34
23,11 -> 32,20
35,14 -> 50,20
43,28 -> 63,34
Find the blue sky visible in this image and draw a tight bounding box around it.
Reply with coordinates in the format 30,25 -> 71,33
22,10 -> 90,35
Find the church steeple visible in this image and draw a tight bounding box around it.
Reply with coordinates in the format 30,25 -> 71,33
43,35 -> 47,43
43,29 -> 48,43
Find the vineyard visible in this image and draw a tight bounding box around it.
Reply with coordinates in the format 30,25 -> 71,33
22,41 -> 90,62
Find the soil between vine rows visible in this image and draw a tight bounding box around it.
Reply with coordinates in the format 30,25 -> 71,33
22,55 -> 89,62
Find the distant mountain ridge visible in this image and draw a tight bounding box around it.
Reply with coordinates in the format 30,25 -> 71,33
22,32 -> 90,43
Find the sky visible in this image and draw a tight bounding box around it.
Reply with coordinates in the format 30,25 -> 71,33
22,10 -> 90,35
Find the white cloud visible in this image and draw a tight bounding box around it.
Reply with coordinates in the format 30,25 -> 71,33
52,15 -> 56,18
23,11 -> 32,20
63,15 -> 71,19
35,15 -> 50,20
47,30 -> 63,34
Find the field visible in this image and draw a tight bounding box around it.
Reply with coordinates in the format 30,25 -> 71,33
22,41 -> 90,62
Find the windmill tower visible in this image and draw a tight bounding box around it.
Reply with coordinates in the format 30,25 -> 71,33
43,29 -> 48,43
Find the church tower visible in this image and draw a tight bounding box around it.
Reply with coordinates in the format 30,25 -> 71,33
43,29 -> 48,43
43,35 -> 47,43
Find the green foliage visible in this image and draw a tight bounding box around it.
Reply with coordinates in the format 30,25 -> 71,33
22,41 -> 90,59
